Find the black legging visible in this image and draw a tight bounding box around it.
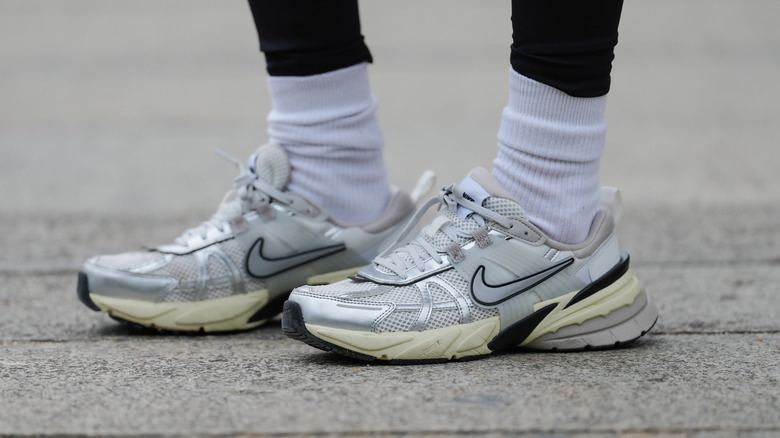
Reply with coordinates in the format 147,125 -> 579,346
248,0 -> 623,98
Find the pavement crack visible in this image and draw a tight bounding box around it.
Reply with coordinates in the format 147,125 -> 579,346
633,258 -> 780,268
5,426 -> 779,437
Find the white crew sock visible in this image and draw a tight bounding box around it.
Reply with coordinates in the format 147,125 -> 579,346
266,62 -> 391,224
492,69 -> 607,245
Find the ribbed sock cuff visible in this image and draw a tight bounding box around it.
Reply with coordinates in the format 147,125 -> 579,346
493,69 -> 607,244
266,63 -> 391,224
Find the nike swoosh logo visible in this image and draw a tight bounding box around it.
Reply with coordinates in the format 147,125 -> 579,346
245,238 -> 346,279
470,257 -> 574,306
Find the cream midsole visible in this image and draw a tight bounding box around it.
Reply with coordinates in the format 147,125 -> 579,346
89,265 -> 362,332
306,269 -> 643,360
306,317 -> 502,361
90,289 -> 270,332
520,269 -> 642,346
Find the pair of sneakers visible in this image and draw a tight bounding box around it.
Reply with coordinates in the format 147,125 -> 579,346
77,144 -> 658,363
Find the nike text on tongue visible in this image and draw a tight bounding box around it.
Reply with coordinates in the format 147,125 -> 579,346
247,153 -> 258,176
456,177 -> 491,221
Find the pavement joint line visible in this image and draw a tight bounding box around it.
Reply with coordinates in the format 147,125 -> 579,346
3,426 -> 780,437
3,257 -> 779,275
632,259 -> 780,268
0,336 -> 257,345
0,265 -> 81,275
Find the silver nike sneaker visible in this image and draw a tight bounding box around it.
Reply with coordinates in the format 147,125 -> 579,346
77,143 -> 418,332
282,168 -> 659,363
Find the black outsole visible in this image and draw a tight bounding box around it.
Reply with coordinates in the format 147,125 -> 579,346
105,315 -> 265,336
76,271 -> 100,311
102,306 -> 287,336
281,300 -> 379,362
248,292 -> 288,323
282,300 -> 659,364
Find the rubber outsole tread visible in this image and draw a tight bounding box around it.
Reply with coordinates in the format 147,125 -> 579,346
94,300 -> 282,335
282,300 -> 378,362
106,314 -> 264,336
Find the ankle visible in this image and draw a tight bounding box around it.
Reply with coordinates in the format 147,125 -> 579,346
266,63 -> 391,224
493,70 -> 606,244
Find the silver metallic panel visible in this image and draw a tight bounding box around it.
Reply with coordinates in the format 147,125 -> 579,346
292,289 -> 392,332
83,262 -> 178,302
411,282 -> 433,331
424,276 -> 472,325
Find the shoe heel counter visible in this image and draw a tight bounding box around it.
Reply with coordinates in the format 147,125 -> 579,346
583,231 -> 621,282
586,186 -> 627,281
572,210 -> 622,283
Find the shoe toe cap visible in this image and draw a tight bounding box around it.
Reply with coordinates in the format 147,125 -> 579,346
89,251 -> 167,272
81,257 -> 178,302
288,288 -> 391,332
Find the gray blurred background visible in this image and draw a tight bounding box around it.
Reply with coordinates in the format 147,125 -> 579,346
3,0 -> 778,221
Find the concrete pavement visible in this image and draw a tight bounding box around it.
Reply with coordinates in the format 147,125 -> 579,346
1,0 -> 779,436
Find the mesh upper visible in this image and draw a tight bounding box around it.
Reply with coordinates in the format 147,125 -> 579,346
426,308 -> 462,331
375,310 -> 419,332
483,197 -> 525,218
298,192 -> 519,332
374,195 -> 524,276
87,144 -> 339,304
427,282 -> 453,304
154,255 -> 200,282
300,265 -> 500,333
207,255 -> 231,278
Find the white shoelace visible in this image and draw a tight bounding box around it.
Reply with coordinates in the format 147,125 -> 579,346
374,184 -> 512,279
172,150 -> 293,247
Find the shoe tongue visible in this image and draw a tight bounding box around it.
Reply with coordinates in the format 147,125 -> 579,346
374,168 -> 525,276
455,167 -> 519,220
420,168 -> 525,249
248,143 -> 290,191
456,176 -> 491,221
464,167 -> 516,199
213,143 -> 291,221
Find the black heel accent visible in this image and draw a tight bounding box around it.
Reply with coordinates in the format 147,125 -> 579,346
247,292 -> 289,323
487,303 -> 557,351
564,253 -> 630,310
